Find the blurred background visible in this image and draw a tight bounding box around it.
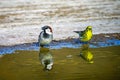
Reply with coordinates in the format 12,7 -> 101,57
0,0 -> 120,46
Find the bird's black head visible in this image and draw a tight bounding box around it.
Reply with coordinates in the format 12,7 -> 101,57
42,25 -> 49,30
42,25 -> 53,32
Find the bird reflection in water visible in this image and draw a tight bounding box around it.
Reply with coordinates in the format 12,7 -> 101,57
39,47 -> 53,71
80,44 -> 94,63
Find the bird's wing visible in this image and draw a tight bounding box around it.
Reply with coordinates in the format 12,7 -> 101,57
80,31 -> 85,36
74,31 -> 85,38
38,31 -> 43,41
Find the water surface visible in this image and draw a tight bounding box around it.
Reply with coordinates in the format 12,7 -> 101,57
0,46 -> 120,80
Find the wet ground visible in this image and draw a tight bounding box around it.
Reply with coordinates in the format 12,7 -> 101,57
0,45 -> 120,80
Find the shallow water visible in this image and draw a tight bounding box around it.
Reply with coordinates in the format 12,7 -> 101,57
0,0 -> 120,46
0,46 -> 120,80
0,38 -> 120,54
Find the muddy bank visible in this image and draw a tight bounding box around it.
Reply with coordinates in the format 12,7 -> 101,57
0,33 -> 120,54
53,33 -> 120,42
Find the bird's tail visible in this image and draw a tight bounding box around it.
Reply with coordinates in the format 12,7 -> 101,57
74,31 -> 82,34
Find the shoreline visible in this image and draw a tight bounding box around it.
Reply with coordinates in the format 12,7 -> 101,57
0,33 -> 120,47
0,33 -> 120,54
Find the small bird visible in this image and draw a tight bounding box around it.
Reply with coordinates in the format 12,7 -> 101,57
38,25 -> 53,47
74,26 -> 93,42
80,44 -> 93,63
39,47 -> 53,71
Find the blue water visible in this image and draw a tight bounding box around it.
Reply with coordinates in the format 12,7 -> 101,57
0,39 -> 120,54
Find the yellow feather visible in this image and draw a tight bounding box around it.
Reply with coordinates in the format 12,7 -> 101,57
80,26 -> 93,42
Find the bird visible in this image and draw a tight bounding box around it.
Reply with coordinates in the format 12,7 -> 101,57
38,25 -> 53,47
74,26 -> 93,42
79,44 -> 93,63
39,47 -> 53,71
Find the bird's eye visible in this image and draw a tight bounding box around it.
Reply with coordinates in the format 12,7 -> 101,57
89,28 -> 92,30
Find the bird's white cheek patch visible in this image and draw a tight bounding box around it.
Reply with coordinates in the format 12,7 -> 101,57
46,29 -> 52,34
